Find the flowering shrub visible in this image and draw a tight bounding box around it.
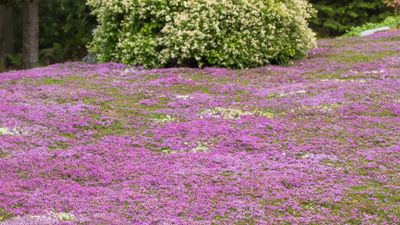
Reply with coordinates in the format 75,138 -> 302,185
87,0 -> 316,68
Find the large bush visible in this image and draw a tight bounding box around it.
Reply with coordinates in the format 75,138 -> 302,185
310,0 -> 392,37
87,0 -> 316,68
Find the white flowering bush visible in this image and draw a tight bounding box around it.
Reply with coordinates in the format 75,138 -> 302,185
87,0 -> 317,68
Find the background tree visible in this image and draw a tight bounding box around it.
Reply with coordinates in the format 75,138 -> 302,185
385,0 -> 400,16
0,4 -> 15,69
0,0 -> 94,71
21,0 -> 39,69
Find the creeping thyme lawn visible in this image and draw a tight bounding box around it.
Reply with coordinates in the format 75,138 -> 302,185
0,31 -> 400,224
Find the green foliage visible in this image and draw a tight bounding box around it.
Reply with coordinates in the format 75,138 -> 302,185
0,208 -> 13,221
310,0 -> 392,37
343,15 -> 400,37
4,53 -> 22,70
0,53 -> 21,72
87,0 -> 317,69
0,0 -> 21,8
39,0 -> 96,63
0,0 -> 95,68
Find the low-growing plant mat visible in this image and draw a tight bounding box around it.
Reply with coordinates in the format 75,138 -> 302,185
0,31 -> 399,224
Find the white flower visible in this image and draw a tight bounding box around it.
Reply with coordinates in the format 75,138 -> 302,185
200,107 -> 275,119
176,95 -> 190,100
191,142 -> 209,153
0,127 -> 27,136
151,114 -> 175,124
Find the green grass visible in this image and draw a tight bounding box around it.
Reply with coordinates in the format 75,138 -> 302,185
0,208 -> 13,221
328,51 -> 397,64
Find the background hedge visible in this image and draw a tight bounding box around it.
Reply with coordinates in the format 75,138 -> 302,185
310,0 -> 392,37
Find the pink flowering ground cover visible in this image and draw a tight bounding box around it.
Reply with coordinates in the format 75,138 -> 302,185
0,31 -> 400,224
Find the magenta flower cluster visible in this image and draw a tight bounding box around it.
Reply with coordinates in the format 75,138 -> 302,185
0,31 -> 399,224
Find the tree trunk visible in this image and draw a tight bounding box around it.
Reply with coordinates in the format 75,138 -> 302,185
0,4 -> 15,69
22,0 -> 39,69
